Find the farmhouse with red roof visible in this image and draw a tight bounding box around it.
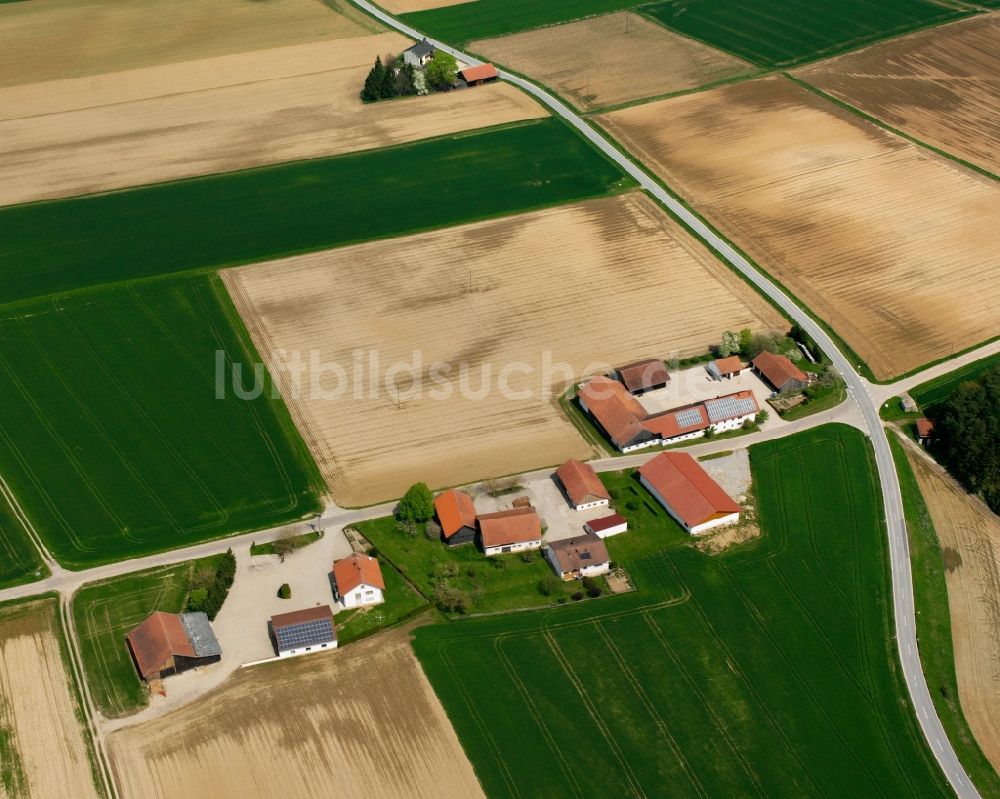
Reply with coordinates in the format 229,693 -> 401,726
639,452 -> 741,535
333,553 -> 385,609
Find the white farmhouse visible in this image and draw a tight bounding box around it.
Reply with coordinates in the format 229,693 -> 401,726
333,553 -> 385,609
545,534 -> 611,581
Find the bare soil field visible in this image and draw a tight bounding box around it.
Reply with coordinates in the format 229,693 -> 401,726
107,625 -> 484,799
223,192 -> 783,505
798,14 -> 1000,175
0,36 -> 546,206
906,449 -> 1000,772
0,0 -> 379,87
471,12 -> 751,110
598,77 -> 1000,379
0,598 -> 100,799
380,0 -> 473,12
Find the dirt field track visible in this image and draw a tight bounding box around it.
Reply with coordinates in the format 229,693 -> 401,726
0,0 -> 379,87
798,14 -> 1000,176
472,12 -> 751,110
107,625 -> 484,799
599,77 -> 1000,379
906,448 -> 1000,773
224,192 -> 783,505
0,599 -> 100,799
0,36 -> 546,206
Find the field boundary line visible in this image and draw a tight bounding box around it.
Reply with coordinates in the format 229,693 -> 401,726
0,459 -> 53,569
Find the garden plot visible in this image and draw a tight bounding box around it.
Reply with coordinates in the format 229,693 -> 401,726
599,76 -> 1000,379
224,192 -> 783,506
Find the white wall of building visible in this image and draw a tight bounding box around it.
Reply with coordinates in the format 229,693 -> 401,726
579,562 -> 611,578
278,640 -> 337,659
572,497 -> 609,512
586,521 -> 628,538
689,512 -> 740,535
483,539 -> 541,557
340,583 -> 384,610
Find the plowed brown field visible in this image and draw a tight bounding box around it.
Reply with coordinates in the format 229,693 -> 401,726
107,626 -> 484,799
472,12 -> 751,110
598,77 -> 1000,379
0,36 -> 546,206
223,192 -> 783,505
798,14 -> 1000,175
906,447 -> 1000,772
0,598 -> 100,799
0,0 -> 379,87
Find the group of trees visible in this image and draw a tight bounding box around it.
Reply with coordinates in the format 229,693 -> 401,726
187,549 -> 237,620
360,51 -> 457,103
716,327 -> 816,363
930,366 -> 1000,514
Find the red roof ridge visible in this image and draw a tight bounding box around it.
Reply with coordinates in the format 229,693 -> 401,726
333,553 -> 385,594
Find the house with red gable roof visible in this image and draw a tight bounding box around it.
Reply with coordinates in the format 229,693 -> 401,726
752,351 -> 808,393
333,553 -> 385,609
555,459 -> 610,511
434,488 -> 477,546
639,452 -> 741,535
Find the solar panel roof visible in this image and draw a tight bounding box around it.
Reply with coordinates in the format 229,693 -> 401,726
705,395 -> 757,423
274,617 -> 335,652
674,407 -> 704,429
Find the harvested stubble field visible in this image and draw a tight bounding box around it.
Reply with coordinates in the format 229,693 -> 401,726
379,0 -> 472,12
224,192 -> 782,505
0,276 -> 323,569
797,14 -> 1000,176
0,597 -> 101,799
641,0 -> 969,68
598,76 -> 1000,379
470,12 -> 751,110
0,36 -> 547,207
906,449 -> 1000,775
0,119 -> 625,306
0,0 -> 379,87
414,426 -> 952,797
106,624 -> 484,799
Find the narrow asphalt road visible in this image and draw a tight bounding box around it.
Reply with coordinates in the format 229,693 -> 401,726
343,3 -> 980,795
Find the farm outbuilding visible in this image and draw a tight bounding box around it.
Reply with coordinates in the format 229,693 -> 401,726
545,533 -> 611,581
708,356 -> 743,380
617,358 -> 670,395
752,351 -> 807,393
271,606 -> 337,658
639,451 -> 740,535
578,376 -> 659,452
585,513 -> 628,538
126,611 -> 221,682
477,508 -> 542,556
434,488 -> 477,546
916,418 -> 935,445
556,459 -> 610,510
333,553 -> 385,609
459,64 -> 499,85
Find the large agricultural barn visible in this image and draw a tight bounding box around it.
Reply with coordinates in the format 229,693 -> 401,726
579,375 -> 759,451
639,452 -> 741,535
271,606 -> 337,658
126,611 -> 221,682
434,488 -> 478,546
477,508 -> 543,555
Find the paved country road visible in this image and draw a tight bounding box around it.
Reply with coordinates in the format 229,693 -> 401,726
340,3 -> 981,795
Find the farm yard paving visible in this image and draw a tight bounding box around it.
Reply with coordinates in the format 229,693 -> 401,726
413,426 -> 954,798
598,76 -> 1000,380
224,191 -> 783,506
797,14 -> 1000,176
0,275 -> 323,570
469,12 -> 752,111
0,597 -> 101,799
906,447 -> 1000,775
0,118 -> 627,306
640,0 -> 971,68
0,0 -> 380,88
106,624 -> 485,799
0,37 -> 548,207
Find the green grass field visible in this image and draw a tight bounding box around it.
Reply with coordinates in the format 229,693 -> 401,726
911,352 -> 1000,410
0,499 -> 47,589
0,275 -> 323,569
413,425 -> 952,797
641,0 -> 969,67
72,556 -> 221,717
401,0 -> 636,43
0,120 -> 631,306
357,517 -> 584,614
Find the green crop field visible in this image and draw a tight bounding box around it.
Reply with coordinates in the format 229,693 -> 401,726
413,425 -> 952,798
72,556 -> 221,717
401,0 -> 636,44
911,352 -> 1000,411
0,275 -> 323,569
641,0 -> 969,67
0,120 -> 631,306
0,499 -> 46,589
